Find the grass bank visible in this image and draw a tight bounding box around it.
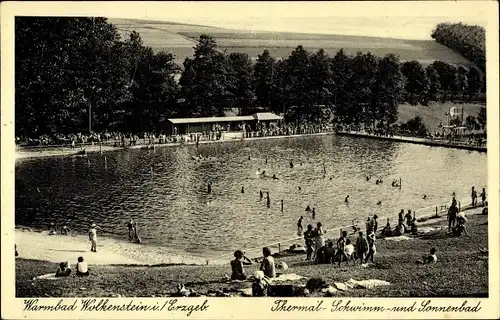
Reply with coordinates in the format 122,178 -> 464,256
16,209 -> 488,297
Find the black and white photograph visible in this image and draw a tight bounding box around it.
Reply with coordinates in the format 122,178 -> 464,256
1,1 -> 499,319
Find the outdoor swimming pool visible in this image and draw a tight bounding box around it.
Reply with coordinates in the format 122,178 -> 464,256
15,134 -> 487,260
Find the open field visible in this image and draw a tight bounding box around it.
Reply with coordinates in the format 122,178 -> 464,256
16,208 -> 488,297
108,18 -> 473,68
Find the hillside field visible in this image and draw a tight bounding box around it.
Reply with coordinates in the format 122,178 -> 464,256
109,18 -> 473,68
397,102 -> 485,131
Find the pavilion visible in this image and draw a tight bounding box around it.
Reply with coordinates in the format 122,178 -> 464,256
166,112 -> 283,135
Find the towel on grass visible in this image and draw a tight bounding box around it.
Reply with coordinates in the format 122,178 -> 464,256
334,279 -> 391,291
384,235 -> 412,241
33,273 -> 60,280
271,273 -> 305,282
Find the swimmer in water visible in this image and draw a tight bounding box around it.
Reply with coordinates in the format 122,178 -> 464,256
272,174 -> 278,180
377,201 -> 382,205
262,170 -> 266,176
345,195 -> 349,203
366,175 -> 371,181
305,205 -> 311,212
330,176 -> 333,180
248,156 -> 251,161
298,186 -> 302,191
423,195 -> 427,200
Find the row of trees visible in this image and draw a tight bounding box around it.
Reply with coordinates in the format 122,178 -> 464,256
16,18 -> 486,137
431,22 -> 486,72
16,17 -> 180,136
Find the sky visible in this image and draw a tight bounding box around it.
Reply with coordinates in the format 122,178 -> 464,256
105,1 -> 489,40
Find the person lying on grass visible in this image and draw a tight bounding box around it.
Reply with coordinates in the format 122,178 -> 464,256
55,261 -> 71,277
230,250 -> 253,280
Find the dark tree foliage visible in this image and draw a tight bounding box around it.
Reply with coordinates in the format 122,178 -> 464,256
227,52 -> 256,115
253,50 -> 277,112
15,17 -> 179,136
430,61 -> 458,101
431,23 -> 485,72
477,107 -> 486,130
401,61 -> 430,105
16,18 -> 487,137
466,67 -> 483,100
372,54 -> 405,126
179,34 -> 230,117
401,116 -> 428,137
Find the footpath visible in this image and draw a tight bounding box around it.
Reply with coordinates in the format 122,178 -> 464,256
336,131 -> 486,152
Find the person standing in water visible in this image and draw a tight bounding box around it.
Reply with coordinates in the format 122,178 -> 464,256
266,192 -> 271,208
241,186 -> 245,194
281,199 -> 284,212
207,182 -> 212,194
259,190 -> 263,200
312,207 -> 316,219
289,160 -> 294,169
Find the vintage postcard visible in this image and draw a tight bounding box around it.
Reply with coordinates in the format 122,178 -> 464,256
1,1 -> 499,319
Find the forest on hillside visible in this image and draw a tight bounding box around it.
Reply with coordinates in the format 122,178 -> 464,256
432,22 -> 486,72
15,17 -> 486,137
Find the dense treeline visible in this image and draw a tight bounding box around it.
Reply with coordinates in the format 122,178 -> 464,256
431,22 -> 486,72
15,18 -> 486,138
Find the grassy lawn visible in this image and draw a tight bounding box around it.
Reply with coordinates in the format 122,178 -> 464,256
398,102 -> 485,131
16,213 -> 488,298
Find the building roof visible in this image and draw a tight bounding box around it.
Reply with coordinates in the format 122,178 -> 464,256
168,112 -> 282,125
253,113 -> 283,121
168,116 -> 254,124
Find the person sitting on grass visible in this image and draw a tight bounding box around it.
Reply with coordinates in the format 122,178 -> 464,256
230,250 -> 253,280
76,256 -> 89,277
316,242 -> 335,264
416,248 -> 437,264
381,219 -> 393,237
393,221 -> 405,237
252,271 -> 268,297
410,218 -> 419,235
260,247 -> 276,278
55,261 -> 71,277
452,220 -> 469,237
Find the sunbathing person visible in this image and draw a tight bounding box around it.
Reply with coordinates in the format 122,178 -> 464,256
55,261 -> 71,277
230,250 -> 253,280
416,248 -> 437,264
393,221 -> 405,237
260,247 -> 276,278
452,220 -> 469,237
410,218 -> 419,235
381,219 -> 393,237
76,256 -> 90,277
